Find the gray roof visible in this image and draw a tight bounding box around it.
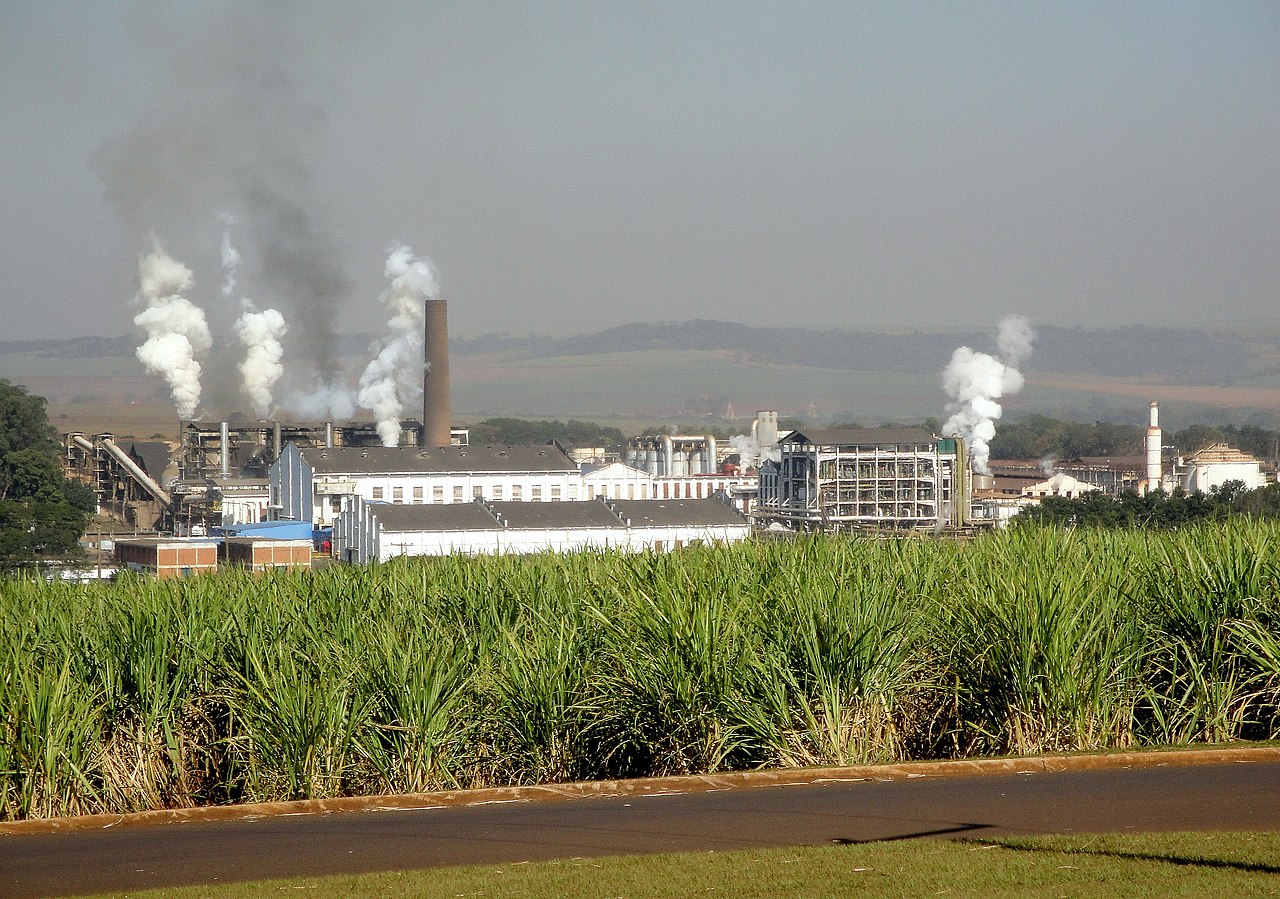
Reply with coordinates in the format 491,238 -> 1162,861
783,428 -> 936,448
369,503 -> 503,533
301,444 -> 576,475
488,500 -> 626,530
609,498 -> 748,528
366,498 -> 749,535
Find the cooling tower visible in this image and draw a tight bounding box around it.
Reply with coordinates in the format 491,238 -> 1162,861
422,299 -> 452,448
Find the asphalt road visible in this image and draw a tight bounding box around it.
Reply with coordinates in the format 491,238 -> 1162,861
5,761 -> 1280,898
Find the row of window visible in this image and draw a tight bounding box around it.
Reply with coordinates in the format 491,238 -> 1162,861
368,483 -> 571,503
360,480 -> 733,505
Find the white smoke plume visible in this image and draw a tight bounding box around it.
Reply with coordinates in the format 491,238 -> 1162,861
219,216 -> 240,299
727,434 -> 781,472
223,225 -> 288,419
941,315 -> 1035,475
283,382 -> 356,422
236,308 -> 288,419
357,244 -> 437,446
133,240 -> 212,420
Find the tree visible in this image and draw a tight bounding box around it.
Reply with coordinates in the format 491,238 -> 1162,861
0,380 -> 88,570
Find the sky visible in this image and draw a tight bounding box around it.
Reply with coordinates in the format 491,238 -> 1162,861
2,1 -> 1278,348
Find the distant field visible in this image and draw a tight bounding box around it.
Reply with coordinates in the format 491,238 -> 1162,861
4,344 -> 1279,438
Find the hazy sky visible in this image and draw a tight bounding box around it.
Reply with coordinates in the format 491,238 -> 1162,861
3,1 -> 1278,344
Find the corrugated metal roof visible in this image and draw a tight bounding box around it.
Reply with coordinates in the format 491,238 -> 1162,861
608,498 -> 747,527
1183,443 -> 1261,465
366,498 -> 748,534
487,500 -> 626,530
368,503 -> 502,533
782,428 -> 936,447
301,444 -> 576,475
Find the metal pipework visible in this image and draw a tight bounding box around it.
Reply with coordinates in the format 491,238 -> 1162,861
220,421 -> 230,478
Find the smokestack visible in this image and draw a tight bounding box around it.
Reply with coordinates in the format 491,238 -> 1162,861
422,299 -> 451,448
273,420 -> 282,459
220,421 -> 230,478
1145,401 -> 1162,493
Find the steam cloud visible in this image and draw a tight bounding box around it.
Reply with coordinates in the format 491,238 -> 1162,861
728,434 -> 780,472
222,225 -> 288,418
941,315 -> 1035,474
357,244 -> 438,446
133,240 -> 212,420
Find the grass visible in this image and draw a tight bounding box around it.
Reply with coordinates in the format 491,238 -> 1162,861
4,524 -> 1280,820
94,831 -> 1280,898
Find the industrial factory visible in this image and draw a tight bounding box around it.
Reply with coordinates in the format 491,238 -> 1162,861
59,236 -> 1275,577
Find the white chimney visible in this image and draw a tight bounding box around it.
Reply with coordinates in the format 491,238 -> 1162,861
1145,401 -> 1162,492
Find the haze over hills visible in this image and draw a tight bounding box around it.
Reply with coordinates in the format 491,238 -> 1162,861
2,321 -> 1273,385
3,321 -> 1280,437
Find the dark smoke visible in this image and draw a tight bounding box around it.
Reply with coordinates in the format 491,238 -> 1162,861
92,2 -> 355,406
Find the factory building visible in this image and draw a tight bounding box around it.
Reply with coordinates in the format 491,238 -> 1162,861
115,538 -> 220,579
220,538 -> 314,572
580,461 -> 756,512
1178,444 -> 1267,493
626,434 -> 720,476
334,496 -> 751,563
270,443 -> 582,527
757,428 -> 968,532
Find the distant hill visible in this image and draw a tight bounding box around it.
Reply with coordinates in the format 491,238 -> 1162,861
2,322 -> 1265,386
454,321 -> 1259,385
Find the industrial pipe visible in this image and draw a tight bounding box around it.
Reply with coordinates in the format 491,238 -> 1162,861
97,436 -> 172,506
220,421 -> 230,478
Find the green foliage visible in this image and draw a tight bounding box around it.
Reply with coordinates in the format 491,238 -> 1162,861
0,380 -> 88,569
4,525 -> 1280,820
990,414 -> 1144,459
1014,481 -> 1276,529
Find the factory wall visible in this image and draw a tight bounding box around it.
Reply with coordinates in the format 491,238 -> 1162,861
335,497 -> 751,563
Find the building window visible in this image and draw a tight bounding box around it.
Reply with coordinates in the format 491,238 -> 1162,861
433,485 -> 444,503
551,486 -> 562,500
392,487 -> 404,504
512,484 -> 523,500
628,484 -> 635,499
413,486 -> 424,503
453,485 -> 463,502
473,486 -> 483,499
493,485 -> 503,500
372,487 -> 384,500
532,485 -> 543,501
567,485 -> 578,499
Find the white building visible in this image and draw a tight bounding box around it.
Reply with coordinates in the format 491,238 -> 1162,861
270,443 -> 581,527
580,461 -> 756,510
1178,444 -> 1267,493
334,497 -> 751,563
1021,472 -> 1099,499
581,461 -> 656,500
210,477 -> 271,526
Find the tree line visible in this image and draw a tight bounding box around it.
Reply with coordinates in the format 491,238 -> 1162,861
990,414 -> 1280,462
1016,481 -> 1280,529
0,379 -> 94,570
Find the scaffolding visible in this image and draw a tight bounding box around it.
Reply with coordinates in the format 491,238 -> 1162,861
759,429 -> 967,533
